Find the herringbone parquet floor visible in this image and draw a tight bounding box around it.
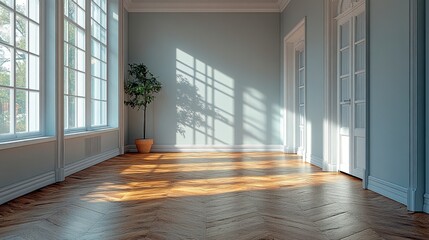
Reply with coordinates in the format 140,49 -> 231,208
0,152 -> 428,240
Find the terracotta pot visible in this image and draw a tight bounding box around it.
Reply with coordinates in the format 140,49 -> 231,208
135,139 -> 153,153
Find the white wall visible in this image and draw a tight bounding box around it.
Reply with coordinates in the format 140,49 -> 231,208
127,13 -> 281,150
280,0 -> 325,166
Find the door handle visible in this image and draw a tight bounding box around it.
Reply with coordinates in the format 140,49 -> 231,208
343,99 -> 351,103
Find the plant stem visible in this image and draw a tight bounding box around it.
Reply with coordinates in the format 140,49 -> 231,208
143,105 -> 147,139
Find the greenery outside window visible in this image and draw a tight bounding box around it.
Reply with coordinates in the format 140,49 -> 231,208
0,0 -> 41,141
64,0 -> 107,132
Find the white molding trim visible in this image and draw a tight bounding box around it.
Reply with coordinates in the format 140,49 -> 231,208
278,0 -> 291,12
126,145 -> 283,153
306,154 -> 323,168
65,148 -> 120,177
0,171 -> 56,205
368,176 -> 408,205
424,194 -> 429,213
407,0 -> 425,212
283,146 -> 297,154
0,137 -> 56,151
124,0 -> 284,12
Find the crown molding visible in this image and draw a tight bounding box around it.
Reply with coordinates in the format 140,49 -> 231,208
124,0 -> 285,13
278,0 -> 291,12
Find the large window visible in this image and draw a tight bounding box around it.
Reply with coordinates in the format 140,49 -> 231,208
0,0 -> 40,140
90,0 -> 107,127
64,0 -> 107,131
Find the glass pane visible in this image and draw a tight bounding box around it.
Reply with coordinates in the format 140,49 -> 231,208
340,22 -> 350,49
100,0 -> 107,12
64,68 -> 68,94
340,49 -> 349,76
66,0 -> 85,29
355,12 -> 365,42
15,51 -> 28,88
76,97 -> 85,127
29,21 -> 39,55
101,101 -> 106,125
76,6 -> 85,28
355,42 -> 365,72
298,87 -> 304,105
100,45 -> 106,62
15,89 -> 28,132
76,0 -> 85,10
91,38 -> 100,59
68,68 -> 75,95
29,0 -> 39,23
66,95 -> 75,128
28,54 -> 39,90
16,15 -> 28,50
28,91 -> 39,131
91,99 -> 100,126
355,102 -> 365,129
92,77 -> 100,99
101,12 -> 107,29
77,71 -> 85,97
298,69 -> 304,87
0,87 -> 12,134
341,77 -> 350,102
100,28 -> 106,44
15,0 -> 27,17
77,48 -> 85,72
100,79 -> 106,101
0,0 -> 12,7
0,44 -> 12,86
0,5 -> 12,45
355,72 -> 365,101
298,50 -> 304,68
341,104 -> 350,129
91,57 -> 101,78
299,105 -> 304,125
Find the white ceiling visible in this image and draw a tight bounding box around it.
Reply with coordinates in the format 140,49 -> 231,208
124,0 -> 291,12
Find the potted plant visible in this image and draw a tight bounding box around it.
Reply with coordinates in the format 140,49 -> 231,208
124,63 -> 162,153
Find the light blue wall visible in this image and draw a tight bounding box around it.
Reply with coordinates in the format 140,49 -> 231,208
280,0 -> 325,161
0,142 -> 56,188
369,0 -> 409,189
426,0 -> 429,213
127,13 -> 281,146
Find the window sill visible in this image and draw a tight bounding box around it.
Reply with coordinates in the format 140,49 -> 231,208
64,128 -> 119,140
0,136 -> 56,151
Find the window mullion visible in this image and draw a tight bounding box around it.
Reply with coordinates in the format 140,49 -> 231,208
85,0 -> 91,130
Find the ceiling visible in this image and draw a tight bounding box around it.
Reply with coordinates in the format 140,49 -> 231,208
124,0 -> 291,12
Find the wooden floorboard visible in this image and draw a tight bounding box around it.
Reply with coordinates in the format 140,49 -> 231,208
0,152 -> 428,240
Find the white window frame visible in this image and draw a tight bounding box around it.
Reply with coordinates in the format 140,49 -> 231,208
0,0 -> 43,142
63,0 -> 108,133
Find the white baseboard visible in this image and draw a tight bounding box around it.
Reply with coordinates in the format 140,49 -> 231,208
283,146 -> 297,154
126,144 -> 284,153
424,194 -> 429,213
367,176 -> 408,205
305,154 -> 323,168
0,171 -> 56,205
323,163 -> 338,172
65,148 -> 120,177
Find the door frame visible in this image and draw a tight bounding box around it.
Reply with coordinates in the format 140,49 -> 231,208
323,0 -> 369,187
283,18 -> 306,158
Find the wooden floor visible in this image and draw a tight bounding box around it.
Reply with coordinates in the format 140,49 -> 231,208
0,153 -> 428,240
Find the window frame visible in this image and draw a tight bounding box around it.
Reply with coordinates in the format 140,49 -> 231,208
63,0 -> 109,134
0,0 -> 43,142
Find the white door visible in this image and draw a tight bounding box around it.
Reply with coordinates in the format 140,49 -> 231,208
296,47 -> 305,156
338,6 -> 366,179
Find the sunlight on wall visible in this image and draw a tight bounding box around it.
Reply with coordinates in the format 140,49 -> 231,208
243,87 -> 266,144
175,48 -> 234,145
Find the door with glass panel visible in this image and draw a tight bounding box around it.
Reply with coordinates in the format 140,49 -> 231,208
296,45 -> 305,156
338,6 -> 366,179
